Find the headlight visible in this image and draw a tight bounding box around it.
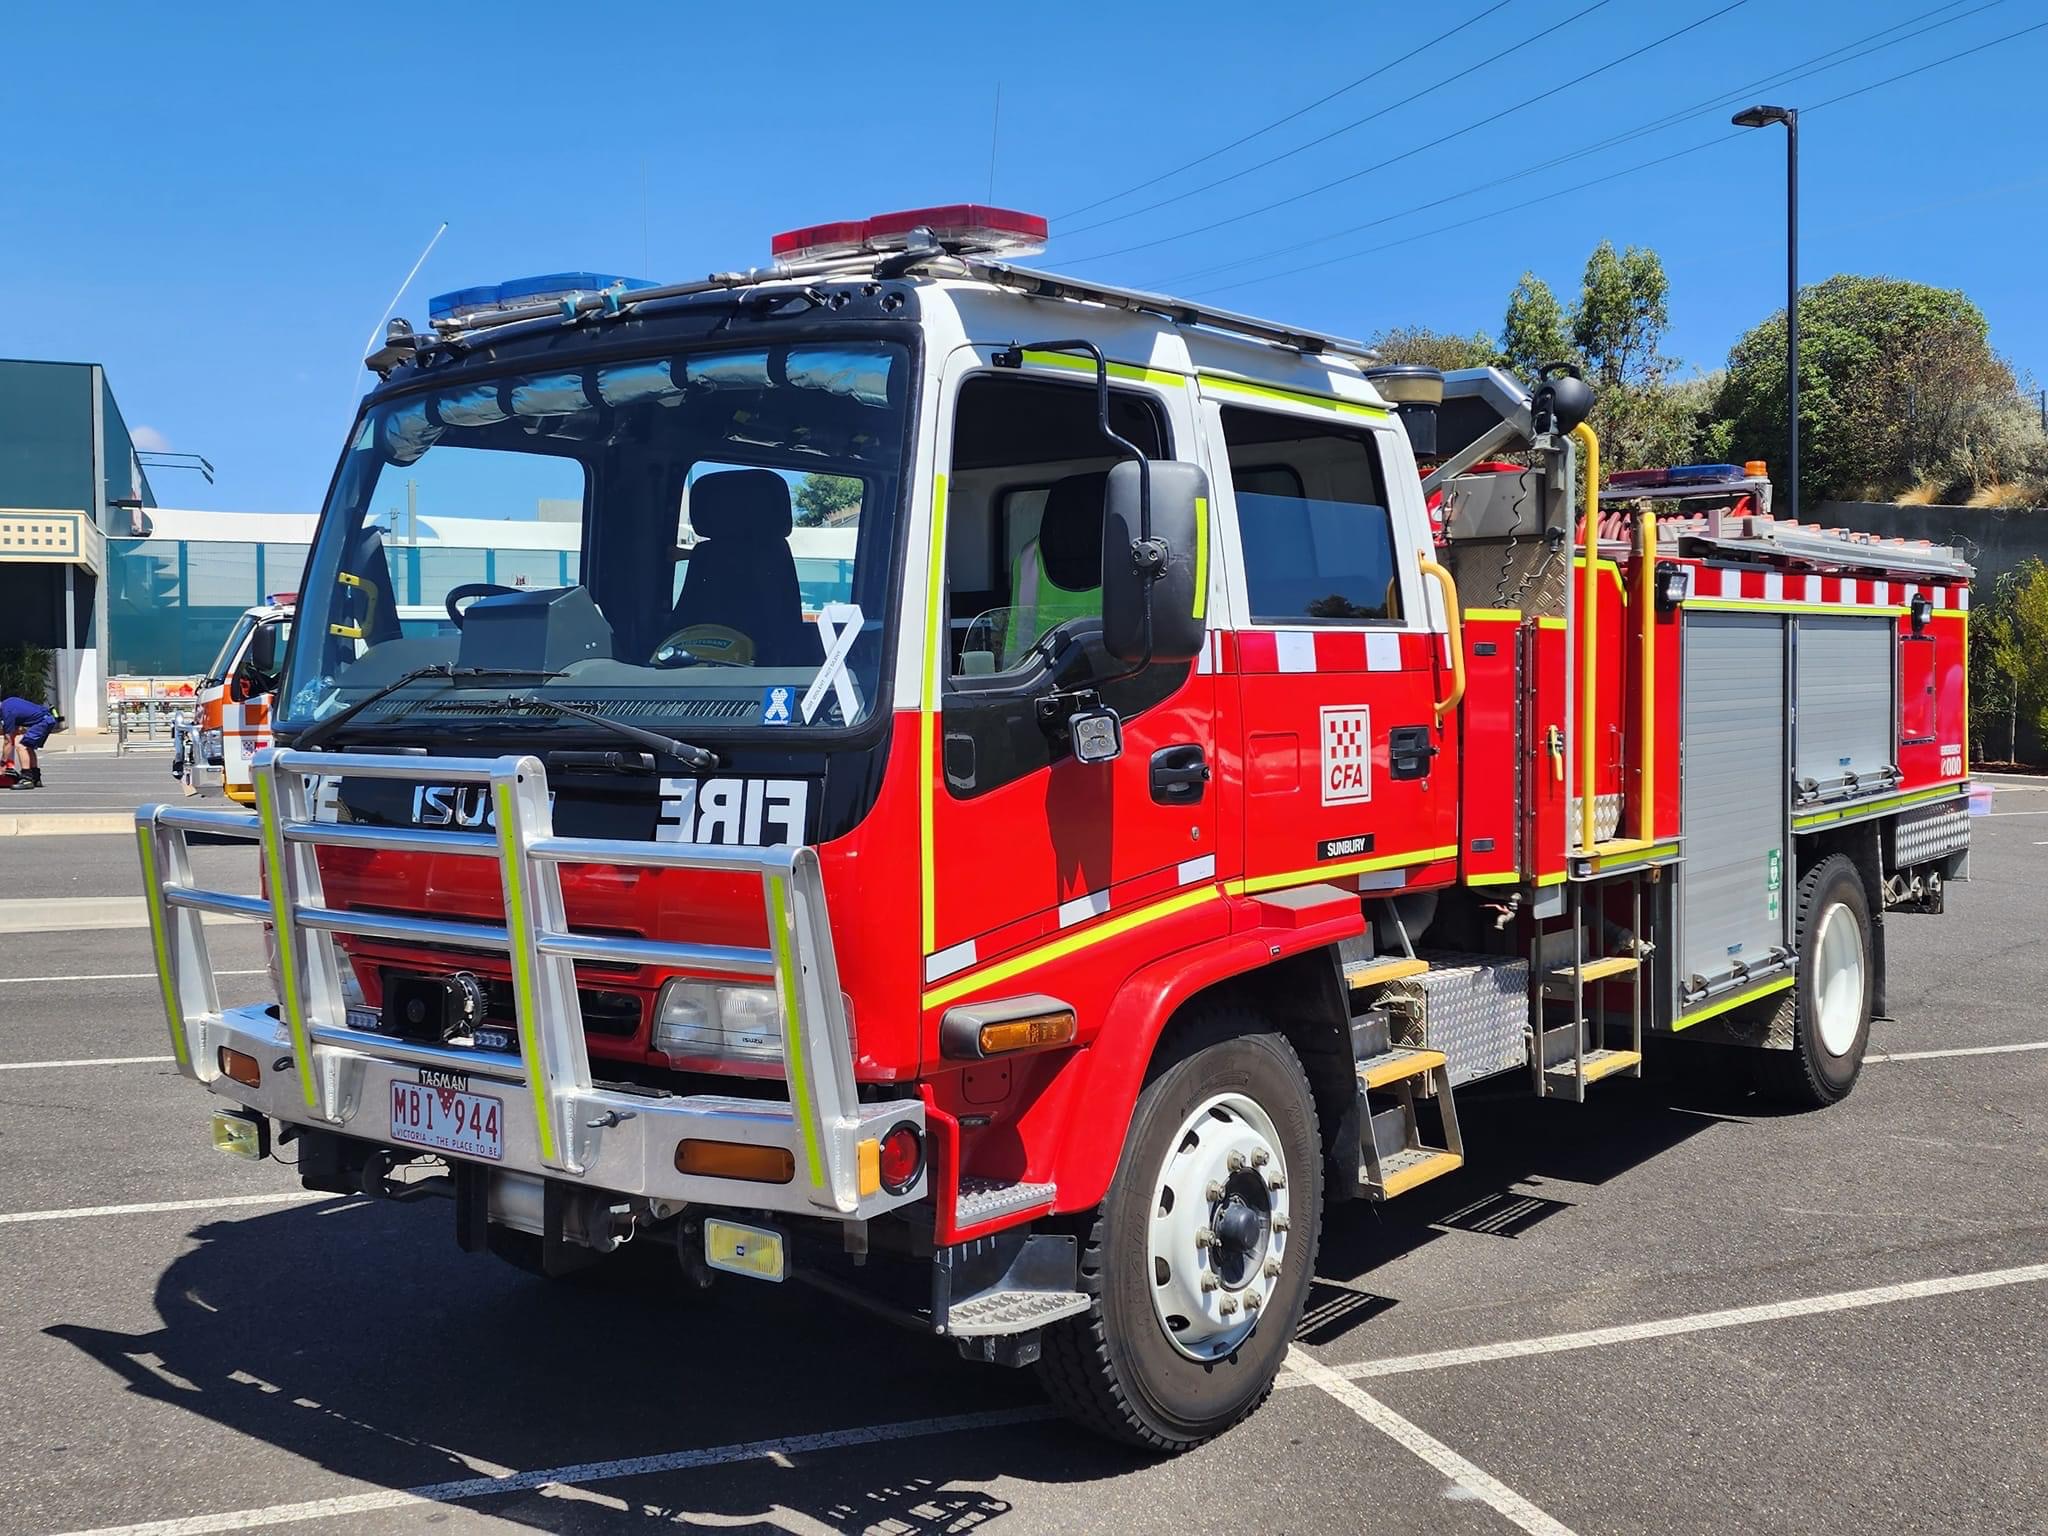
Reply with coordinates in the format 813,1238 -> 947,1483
655,980 -> 783,1065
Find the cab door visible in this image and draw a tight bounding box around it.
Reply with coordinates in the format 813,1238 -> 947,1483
920,346 -> 1218,988
1201,382 -> 1457,899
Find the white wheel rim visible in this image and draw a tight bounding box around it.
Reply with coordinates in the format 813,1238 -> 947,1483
1813,902 -> 1865,1056
1145,1091 -> 1291,1362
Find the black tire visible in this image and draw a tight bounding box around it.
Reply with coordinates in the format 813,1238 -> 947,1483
1752,853 -> 1873,1107
1036,1008 -> 1323,1451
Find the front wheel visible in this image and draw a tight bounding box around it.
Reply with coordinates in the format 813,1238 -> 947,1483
1753,853 -> 1874,1107
1036,1012 -> 1323,1451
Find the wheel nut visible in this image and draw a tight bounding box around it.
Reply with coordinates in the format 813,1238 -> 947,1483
1263,1257 -> 1281,1278
1250,1148 -> 1270,1167
1201,1274 -> 1219,1292
1218,1296 -> 1239,1316
1227,1151 -> 1247,1173
1266,1172 -> 1286,1191
1272,1214 -> 1290,1233
1244,1291 -> 1261,1311
1194,1227 -> 1216,1249
1205,1181 -> 1225,1203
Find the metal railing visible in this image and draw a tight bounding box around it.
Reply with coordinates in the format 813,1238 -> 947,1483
135,747 -> 868,1213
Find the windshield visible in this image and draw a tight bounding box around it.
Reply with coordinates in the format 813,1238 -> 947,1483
278,341 -> 911,741
204,611 -> 260,685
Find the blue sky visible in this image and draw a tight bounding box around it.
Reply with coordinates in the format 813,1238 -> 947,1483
5,0 -> 2043,512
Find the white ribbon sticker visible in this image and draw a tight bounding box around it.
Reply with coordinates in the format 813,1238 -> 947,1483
800,603 -> 865,724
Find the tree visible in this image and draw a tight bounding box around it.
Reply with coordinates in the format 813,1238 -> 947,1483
1366,324 -> 1498,372
1709,274 -> 2046,505
793,473 -> 861,527
1500,273 -> 1571,382
1571,241 -> 1670,390
1972,558 -> 2048,762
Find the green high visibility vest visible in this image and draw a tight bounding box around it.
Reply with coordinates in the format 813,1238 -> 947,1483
1003,540 -> 1100,666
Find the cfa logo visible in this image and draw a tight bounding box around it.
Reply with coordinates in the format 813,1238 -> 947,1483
1320,705 -> 1372,807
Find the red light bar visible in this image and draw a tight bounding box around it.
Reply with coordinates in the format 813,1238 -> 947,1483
771,204 -> 1048,264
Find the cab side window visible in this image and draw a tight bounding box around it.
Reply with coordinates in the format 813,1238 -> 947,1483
1220,406 -> 1402,625
942,371 -> 1185,798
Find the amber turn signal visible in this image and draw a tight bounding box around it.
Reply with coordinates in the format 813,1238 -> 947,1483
675,1138 -> 795,1184
217,1047 -> 262,1087
979,1010 -> 1076,1056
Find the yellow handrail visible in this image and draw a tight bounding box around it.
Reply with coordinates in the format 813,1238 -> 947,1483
1572,423 -> 1600,854
1418,557 -> 1466,724
1634,508 -> 1658,840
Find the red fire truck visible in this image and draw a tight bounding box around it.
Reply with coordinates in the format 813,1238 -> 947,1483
136,207 -> 1972,1450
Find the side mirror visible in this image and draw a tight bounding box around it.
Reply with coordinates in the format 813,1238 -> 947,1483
1101,458 -> 1209,665
247,622 -> 280,678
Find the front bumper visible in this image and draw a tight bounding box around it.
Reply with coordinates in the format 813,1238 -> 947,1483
138,746 -> 915,1224
204,1003 -> 926,1219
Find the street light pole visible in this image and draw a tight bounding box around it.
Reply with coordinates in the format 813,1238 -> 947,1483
1734,104 -> 1800,519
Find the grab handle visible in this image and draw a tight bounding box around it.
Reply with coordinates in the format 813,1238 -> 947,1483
1417,557 -> 1466,725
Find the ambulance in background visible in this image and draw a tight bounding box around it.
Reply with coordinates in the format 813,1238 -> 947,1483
198,597 -> 453,801
194,597 -> 293,804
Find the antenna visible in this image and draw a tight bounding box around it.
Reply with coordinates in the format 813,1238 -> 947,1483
987,82 -> 1003,202
349,220 -> 449,421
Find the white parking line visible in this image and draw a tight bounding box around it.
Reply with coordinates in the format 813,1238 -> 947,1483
0,1054 -> 173,1071
0,1192 -> 320,1227
1868,1040 -> 2048,1063
1284,1347 -> 1573,1535
1319,1261 -> 2048,1385
53,1408 -> 1055,1536
0,969 -> 263,985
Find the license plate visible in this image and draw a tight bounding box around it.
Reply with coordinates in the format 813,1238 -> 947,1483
390,1081 -> 504,1160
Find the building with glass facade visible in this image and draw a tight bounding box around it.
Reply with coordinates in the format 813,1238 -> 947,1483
0,358 -> 156,727
107,509 -> 580,679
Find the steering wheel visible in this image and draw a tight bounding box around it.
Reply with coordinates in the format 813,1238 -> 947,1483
649,623 -> 754,668
445,582 -> 515,629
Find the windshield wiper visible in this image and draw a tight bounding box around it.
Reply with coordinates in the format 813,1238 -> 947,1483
501,693 -> 717,772
290,665 -> 560,753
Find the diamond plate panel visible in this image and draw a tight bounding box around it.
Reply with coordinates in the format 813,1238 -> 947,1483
1385,953 -> 1531,1088
1895,802 -> 1969,866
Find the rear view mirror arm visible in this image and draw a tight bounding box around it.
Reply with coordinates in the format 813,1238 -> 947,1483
994,338 -> 1160,684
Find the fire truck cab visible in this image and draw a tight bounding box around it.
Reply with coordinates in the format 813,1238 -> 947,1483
136,208 -> 1972,1450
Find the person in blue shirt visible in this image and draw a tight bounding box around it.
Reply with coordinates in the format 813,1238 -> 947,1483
0,696 -> 60,789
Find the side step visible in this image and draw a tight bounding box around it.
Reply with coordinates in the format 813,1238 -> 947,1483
945,1288 -> 1090,1336
956,1178 -> 1057,1229
1345,956 -> 1430,991
1354,1019 -> 1463,1201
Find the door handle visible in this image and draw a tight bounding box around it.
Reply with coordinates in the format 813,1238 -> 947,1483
1150,744 -> 1210,804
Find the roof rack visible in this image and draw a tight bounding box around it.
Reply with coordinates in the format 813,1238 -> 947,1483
961,259 -> 1375,362
387,246 -> 1373,370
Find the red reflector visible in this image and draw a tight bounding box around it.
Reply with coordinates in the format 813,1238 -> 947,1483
771,204 -> 1048,264
877,1121 -> 924,1194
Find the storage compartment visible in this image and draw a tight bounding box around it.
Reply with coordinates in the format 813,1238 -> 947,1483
1792,614 -> 1896,801
1678,613 -> 1790,999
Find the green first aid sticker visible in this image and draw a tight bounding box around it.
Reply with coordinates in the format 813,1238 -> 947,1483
1766,847 -> 1783,921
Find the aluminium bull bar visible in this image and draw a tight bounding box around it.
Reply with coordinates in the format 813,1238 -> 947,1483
133,747 -> 922,1218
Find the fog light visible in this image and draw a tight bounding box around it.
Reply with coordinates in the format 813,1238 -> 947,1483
210,1108 -> 269,1160
218,1047 -> 262,1087
1071,707 -> 1123,764
878,1121 -> 924,1195
675,1138 -> 795,1184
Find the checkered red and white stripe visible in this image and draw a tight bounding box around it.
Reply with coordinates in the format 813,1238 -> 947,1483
1688,567 -> 1969,610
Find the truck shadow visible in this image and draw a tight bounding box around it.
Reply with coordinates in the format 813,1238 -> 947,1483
44,1197 -> 1130,1533
44,1067 -> 1750,1530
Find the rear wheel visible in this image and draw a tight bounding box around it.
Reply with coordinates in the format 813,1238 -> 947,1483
1036,1011 -> 1323,1450
1753,853 -> 1873,1107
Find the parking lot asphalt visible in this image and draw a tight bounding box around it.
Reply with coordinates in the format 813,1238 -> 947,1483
0,762 -> 2041,1535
